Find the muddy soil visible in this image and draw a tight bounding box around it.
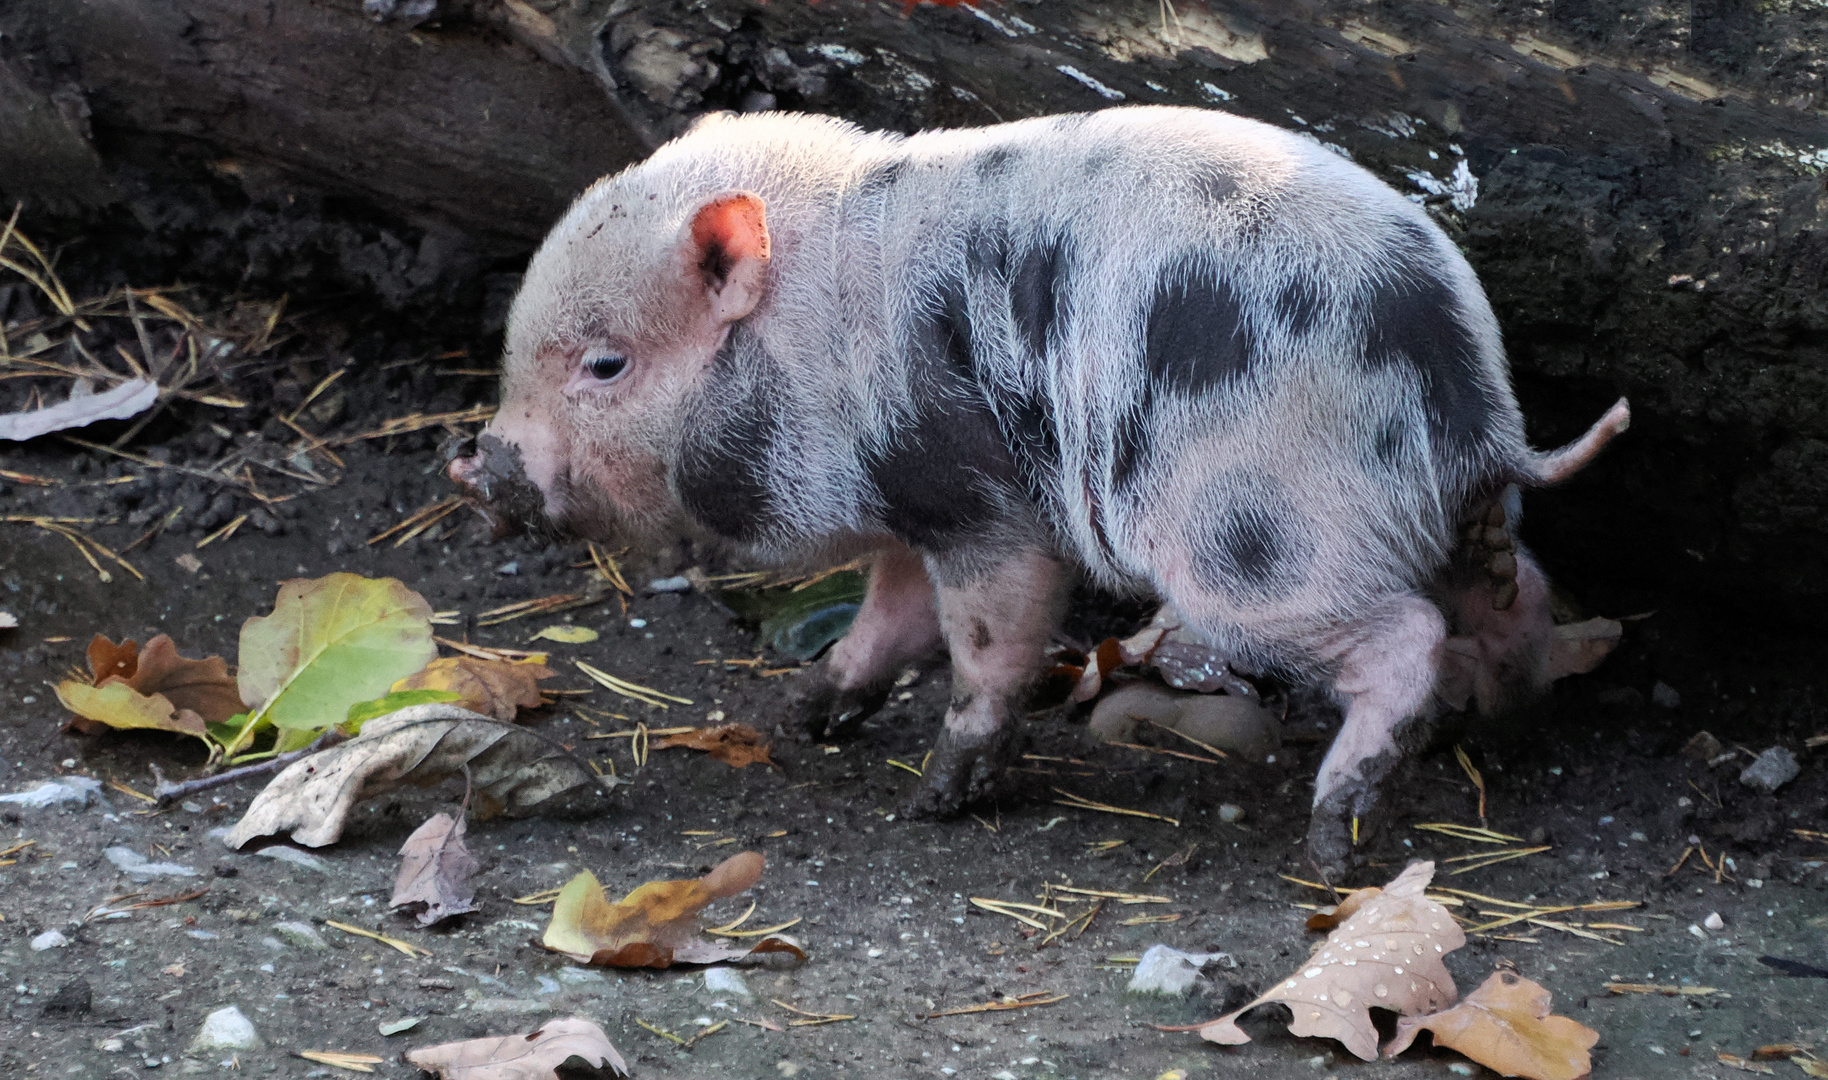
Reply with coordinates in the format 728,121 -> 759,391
1,298 -> 1825,1080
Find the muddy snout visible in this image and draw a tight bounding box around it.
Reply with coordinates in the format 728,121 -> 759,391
444,432 -> 550,539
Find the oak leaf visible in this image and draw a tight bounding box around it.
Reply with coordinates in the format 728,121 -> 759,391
1194,861 -> 1463,1061
541,851 -> 804,968
392,656 -> 555,723
405,1016 -> 627,1079
654,722 -> 774,768
390,812 -> 479,925
56,634 -> 242,744
1385,971 -> 1597,1079
226,704 -> 615,848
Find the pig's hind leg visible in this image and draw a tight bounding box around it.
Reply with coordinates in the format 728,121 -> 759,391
796,541 -> 945,738
1306,593 -> 1447,874
904,549 -> 1067,817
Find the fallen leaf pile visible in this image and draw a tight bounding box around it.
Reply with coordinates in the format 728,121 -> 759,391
392,655 -> 556,723
226,704 -> 615,848
406,1016 -> 627,1079
541,851 -> 805,968
1180,861 -> 1597,1078
654,722 -> 775,768
1385,971 -> 1599,1080
390,812 -> 479,926
56,634 -> 242,745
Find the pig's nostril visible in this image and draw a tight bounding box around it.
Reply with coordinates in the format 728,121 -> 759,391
440,434 -> 479,466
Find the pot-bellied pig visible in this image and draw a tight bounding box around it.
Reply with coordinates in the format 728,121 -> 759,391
447,107 -> 1628,868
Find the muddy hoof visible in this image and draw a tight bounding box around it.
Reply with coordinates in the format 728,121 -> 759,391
1305,781 -> 1392,878
901,725 -> 1016,818
790,671 -> 890,741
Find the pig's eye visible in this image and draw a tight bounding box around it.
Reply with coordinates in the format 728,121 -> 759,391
583,354 -> 629,382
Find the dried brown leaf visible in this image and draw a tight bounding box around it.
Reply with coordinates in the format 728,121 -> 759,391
393,656 -> 554,723
404,1016 -> 627,1079
1194,862 -> 1463,1061
56,633 -> 240,742
541,852 -> 804,968
1305,887 -> 1379,932
226,704 -> 613,848
390,812 -> 479,925
654,723 -> 774,769
1385,971 -> 1598,1079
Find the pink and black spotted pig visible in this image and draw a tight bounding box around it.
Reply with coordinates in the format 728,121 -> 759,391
447,106 -> 1628,869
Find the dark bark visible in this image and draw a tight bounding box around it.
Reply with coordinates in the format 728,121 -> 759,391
3,0 -> 1827,624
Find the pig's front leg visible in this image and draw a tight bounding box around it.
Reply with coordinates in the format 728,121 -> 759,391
795,542 -> 944,738
1306,593 -> 1446,874
905,549 -> 1067,817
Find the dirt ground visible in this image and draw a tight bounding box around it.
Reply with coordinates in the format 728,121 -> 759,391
1,295 -> 1825,1080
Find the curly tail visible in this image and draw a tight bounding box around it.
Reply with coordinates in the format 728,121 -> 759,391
1518,398 -> 1630,487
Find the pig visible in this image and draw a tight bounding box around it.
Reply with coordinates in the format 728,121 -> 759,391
447,106 -> 1628,870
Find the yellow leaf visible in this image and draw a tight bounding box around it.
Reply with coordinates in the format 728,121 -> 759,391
1386,971 -> 1598,1080
56,680 -> 209,741
542,853 -> 803,968
393,656 -> 555,723
530,624 -> 598,644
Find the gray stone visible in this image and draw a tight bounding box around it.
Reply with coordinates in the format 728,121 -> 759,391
1126,944 -> 1235,996
271,921 -> 327,950
254,846 -> 331,874
1218,803 -> 1245,823
466,997 -> 552,1014
556,967 -> 607,986
703,967 -> 753,999
188,1006 -> 260,1052
30,929 -> 69,951
104,846 -> 198,880
648,575 -> 693,593
1651,681 -> 1682,709
0,776 -> 103,809
1740,747 -> 1802,793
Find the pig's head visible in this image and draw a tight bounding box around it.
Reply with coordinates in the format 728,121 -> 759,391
448,180 -> 773,544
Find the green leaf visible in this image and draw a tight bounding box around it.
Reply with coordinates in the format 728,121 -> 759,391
344,689 -> 463,733
717,571 -> 866,662
237,573 -> 438,737
207,711 -> 254,748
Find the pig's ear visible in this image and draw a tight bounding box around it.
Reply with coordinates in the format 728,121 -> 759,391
685,191 -> 771,324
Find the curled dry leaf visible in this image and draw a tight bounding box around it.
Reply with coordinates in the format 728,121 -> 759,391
1385,971 -> 1598,1080
541,851 -> 805,968
237,573 -> 437,750
55,634 -> 242,744
226,704 -> 614,848
391,812 -> 479,926
392,656 -> 556,723
405,1016 -> 627,1080
0,376 -> 159,441
1192,862 -> 1463,1061
654,722 -> 775,769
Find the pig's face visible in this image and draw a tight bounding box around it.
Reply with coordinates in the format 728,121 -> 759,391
449,185 -> 773,543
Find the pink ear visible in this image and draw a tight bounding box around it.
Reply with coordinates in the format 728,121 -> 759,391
690,192 -> 770,281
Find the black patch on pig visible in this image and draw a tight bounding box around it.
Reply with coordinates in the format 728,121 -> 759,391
1010,238 -> 1067,359
1361,228 -> 1496,452
970,619 -> 993,650
1110,403 -> 1151,492
1189,472 -> 1311,604
1084,145 -> 1122,175
870,276 -> 1021,548
1188,165 -> 1238,203
1145,260 -> 1256,397
675,334 -> 781,543
1369,414 -> 1414,472
975,147 -> 1018,179
858,159 -> 909,199
1274,276 -> 1323,339
966,225 -> 1008,277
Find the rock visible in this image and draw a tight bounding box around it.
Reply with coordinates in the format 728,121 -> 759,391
556,968 -> 606,986
1682,730 -> 1724,763
704,967 -> 753,999
271,921 -> 327,950
253,845 -> 331,874
1703,911 -> 1725,931
30,929 -> 69,951
105,846 -> 199,880
1218,803 -> 1245,824
1125,944 -> 1235,996
1739,747 -> 1802,793
41,977 -> 92,1015
378,1017 -> 422,1036
1651,681 -> 1682,709
188,1006 -> 260,1052
647,575 -> 693,593
0,776 -> 104,809
466,997 -> 552,1014
496,560 -> 519,576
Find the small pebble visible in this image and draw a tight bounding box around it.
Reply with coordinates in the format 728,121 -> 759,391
1651,681 -> 1681,709
189,1006 -> 261,1052
1688,924 -> 1707,939
495,560 -> 519,576
31,929 -> 69,951
104,846 -> 198,880
1703,912 -> 1724,931
467,998 -> 552,1014
704,967 -> 753,999
272,921 -> 328,950
1739,747 -> 1801,793
648,575 -> 693,593
1218,803 -> 1245,823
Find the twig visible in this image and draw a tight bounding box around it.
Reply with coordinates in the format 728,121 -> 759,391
151,728 -> 347,805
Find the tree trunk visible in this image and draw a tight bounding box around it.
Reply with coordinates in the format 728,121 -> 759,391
4,0 -> 1827,623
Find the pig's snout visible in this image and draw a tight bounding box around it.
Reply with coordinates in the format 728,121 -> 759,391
444,432 -> 551,539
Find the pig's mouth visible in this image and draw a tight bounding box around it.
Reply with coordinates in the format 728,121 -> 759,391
443,433 -> 563,541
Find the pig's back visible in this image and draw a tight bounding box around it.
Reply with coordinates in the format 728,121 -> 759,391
855,107 -> 1526,651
